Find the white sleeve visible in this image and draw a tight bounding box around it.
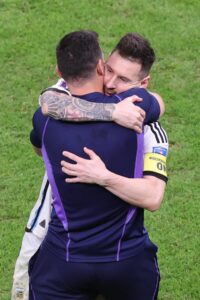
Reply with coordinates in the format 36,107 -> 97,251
26,172 -> 52,238
144,122 -> 168,156
48,78 -> 69,91
38,78 -> 71,106
143,122 -> 169,181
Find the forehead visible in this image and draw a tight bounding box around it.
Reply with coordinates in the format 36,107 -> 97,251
106,51 -> 142,79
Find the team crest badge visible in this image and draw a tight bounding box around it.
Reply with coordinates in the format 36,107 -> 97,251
153,146 -> 168,156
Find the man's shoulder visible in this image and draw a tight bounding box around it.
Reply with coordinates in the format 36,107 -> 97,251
33,106 -> 43,120
32,107 -> 48,128
77,92 -> 119,104
144,122 -> 169,155
118,87 -> 154,100
116,88 -> 160,124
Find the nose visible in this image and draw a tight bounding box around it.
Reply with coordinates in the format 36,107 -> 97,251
105,75 -> 117,89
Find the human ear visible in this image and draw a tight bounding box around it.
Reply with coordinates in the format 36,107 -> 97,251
141,75 -> 150,88
55,65 -> 62,78
97,59 -> 105,76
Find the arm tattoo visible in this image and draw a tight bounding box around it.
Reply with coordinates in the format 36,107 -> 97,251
39,91 -> 115,121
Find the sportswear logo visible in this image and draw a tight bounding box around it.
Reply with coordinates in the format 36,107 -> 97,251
39,220 -> 46,228
153,146 -> 168,156
149,122 -> 168,143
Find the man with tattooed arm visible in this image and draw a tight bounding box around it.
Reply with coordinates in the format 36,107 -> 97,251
12,31 -> 168,300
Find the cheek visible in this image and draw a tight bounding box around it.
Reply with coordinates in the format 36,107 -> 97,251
114,83 -> 127,94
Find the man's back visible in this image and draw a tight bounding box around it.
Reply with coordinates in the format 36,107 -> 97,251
31,91 -> 158,263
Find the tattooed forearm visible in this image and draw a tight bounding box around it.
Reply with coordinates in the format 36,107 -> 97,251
39,91 -> 115,121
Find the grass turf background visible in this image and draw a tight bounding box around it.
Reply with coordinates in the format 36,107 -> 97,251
0,0 -> 199,299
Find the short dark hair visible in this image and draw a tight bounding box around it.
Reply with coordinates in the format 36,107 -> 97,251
56,30 -> 102,82
112,33 -> 155,78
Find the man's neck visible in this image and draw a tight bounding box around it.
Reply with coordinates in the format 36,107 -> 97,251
68,78 -> 103,96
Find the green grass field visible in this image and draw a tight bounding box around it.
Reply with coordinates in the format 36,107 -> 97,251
0,0 -> 200,299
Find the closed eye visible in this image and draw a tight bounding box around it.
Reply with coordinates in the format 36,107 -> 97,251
106,65 -> 113,73
119,76 -> 130,83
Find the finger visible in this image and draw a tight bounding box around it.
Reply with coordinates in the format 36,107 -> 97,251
139,109 -> 146,118
131,111 -> 144,124
130,96 -> 143,103
133,125 -> 142,134
134,121 -> 143,129
41,103 -> 48,115
62,151 -> 83,163
134,107 -> 145,118
65,177 -> 80,183
132,106 -> 145,116
83,147 -> 98,159
138,114 -> 145,123
134,113 -> 143,123
61,160 -> 77,170
62,167 -> 78,176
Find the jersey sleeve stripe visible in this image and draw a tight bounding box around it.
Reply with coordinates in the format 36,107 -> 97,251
149,122 -> 168,143
158,122 -> 168,143
154,122 -> 165,143
149,123 -> 160,143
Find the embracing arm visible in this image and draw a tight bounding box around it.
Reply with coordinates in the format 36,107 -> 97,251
61,147 -> 167,212
40,90 -> 145,132
61,122 -> 168,211
103,122 -> 168,210
40,91 -> 115,122
97,171 -> 165,212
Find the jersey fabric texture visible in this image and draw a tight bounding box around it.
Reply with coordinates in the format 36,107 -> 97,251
30,89 -> 160,263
